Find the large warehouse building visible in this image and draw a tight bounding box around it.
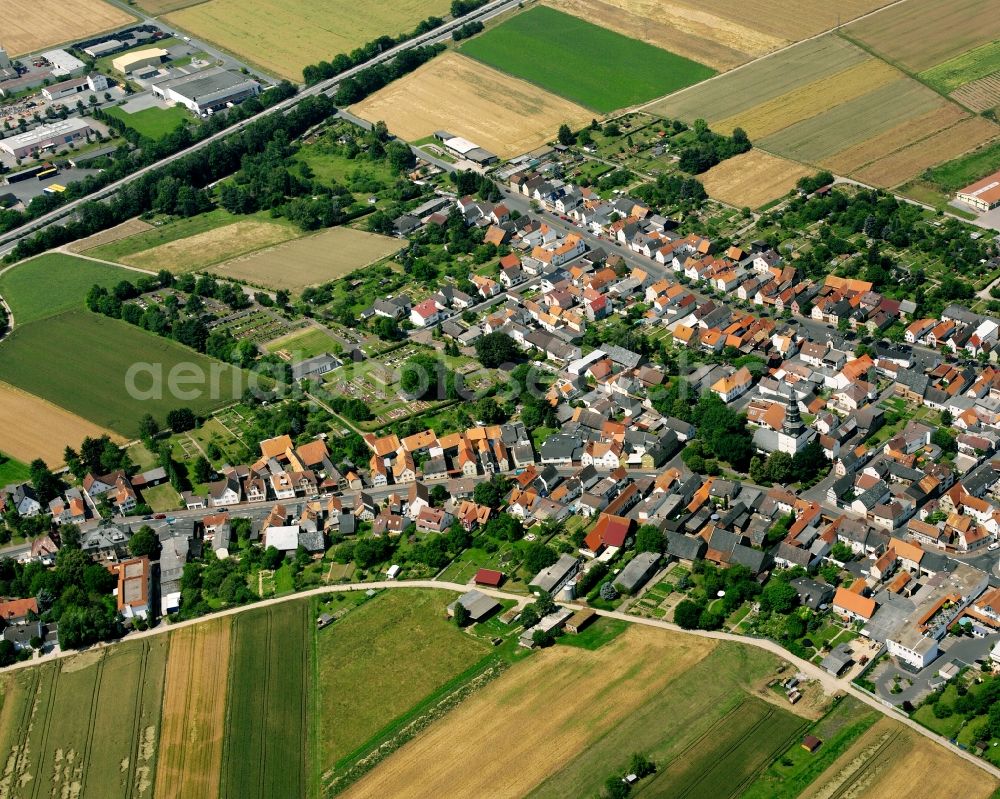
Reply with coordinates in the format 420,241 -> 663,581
112,48 -> 168,74
150,68 -> 260,115
956,170 -> 1000,213
0,119 -> 92,159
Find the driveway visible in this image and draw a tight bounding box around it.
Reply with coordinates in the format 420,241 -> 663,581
875,632 -> 1000,706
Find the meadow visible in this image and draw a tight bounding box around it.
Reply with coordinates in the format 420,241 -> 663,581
0,311 -> 248,436
316,589 -> 490,769
104,105 -> 194,141
0,451 -> 29,484
2,0 -> 134,57
165,0 -> 452,80
208,225 -> 404,292
459,6 -> 715,113
0,253 -> 136,325
352,52 -> 592,159
920,40 -> 1000,95
264,326 -> 343,360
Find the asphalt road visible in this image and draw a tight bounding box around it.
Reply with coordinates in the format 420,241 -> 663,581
0,0 -> 522,258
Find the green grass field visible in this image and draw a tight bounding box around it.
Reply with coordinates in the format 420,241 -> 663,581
922,138 -> 1000,190
105,104 -> 193,140
557,617 -> 628,650
263,326 -> 341,359
459,6 -> 715,113
85,208 -> 293,264
222,601 -> 309,798
0,253 -> 132,325
0,451 -> 30,483
0,638 -> 169,798
316,589 -> 490,768
920,40 -> 1000,93
0,310 -> 248,436
637,699 -> 807,798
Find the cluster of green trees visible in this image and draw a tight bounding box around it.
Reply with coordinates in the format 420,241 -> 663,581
796,171 -> 834,194
633,173 -> 708,209
776,187 -> 994,314
0,538 -> 122,650
1,83 -> 298,243
86,272 -> 261,367
923,672 -> 1000,738
601,754 -> 656,799
748,440 -> 830,488
221,121 -> 419,231
675,119 -> 750,174
474,332 -> 521,368
9,94 -> 335,262
302,13 -> 451,86
64,434 -> 133,481
333,45 -> 445,106
673,562 -> 762,630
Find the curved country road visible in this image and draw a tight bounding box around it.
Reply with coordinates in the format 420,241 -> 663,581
6,579 -> 999,781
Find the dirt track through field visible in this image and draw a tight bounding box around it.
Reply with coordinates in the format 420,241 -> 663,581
341,626 -> 715,799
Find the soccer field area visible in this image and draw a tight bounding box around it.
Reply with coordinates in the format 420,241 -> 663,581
459,6 -> 715,113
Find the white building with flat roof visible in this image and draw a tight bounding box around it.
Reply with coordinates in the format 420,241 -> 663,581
40,49 -> 86,77
0,118 -> 92,159
150,67 -> 260,114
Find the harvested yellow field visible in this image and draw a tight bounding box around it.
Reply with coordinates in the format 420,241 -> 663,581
822,105 -> 968,174
548,0 -> 891,72
342,627 -> 715,799
803,720 -> 996,799
209,225 -> 405,292
846,0 -> 1000,73
66,218 -> 153,254
167,0 -> 451,80
122,220 -> 299,272
713,59 -> 898,138
352,52 -> 592,159
3,0 -> 134,57
155,619 -> 232,799
546,0 -> 778,71
701,150 -> 813,208
693,0 -> 893,42
0,380 -> 121,464
854,116 -> 1000,187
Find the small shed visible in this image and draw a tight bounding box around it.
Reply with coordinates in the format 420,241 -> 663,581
566,608 -> 596,633
316,613 -> 334,629
801,735 -> 822,753
474,568 -> 504,588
